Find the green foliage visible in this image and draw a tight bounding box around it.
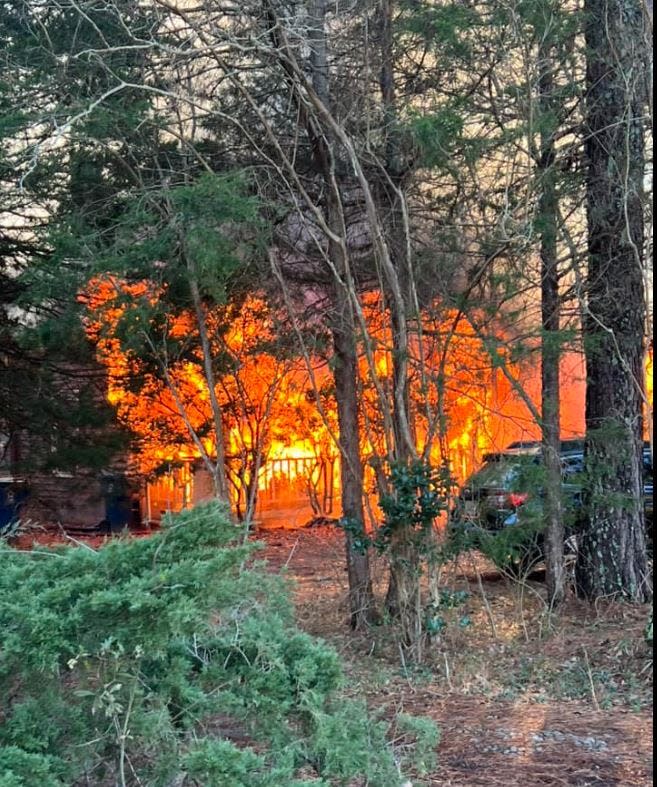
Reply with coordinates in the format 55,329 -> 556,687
307,702 -> 396,783
401,1 -> 480,59
424,589 -> 471,636
0,503 -> 433,785
408,107 -> 465,170
475,521 -> 544,577
377,460 -> 452,549
0,0 -> 163,474
83,172 -> 267,385
180,740 -> 311,787
456,502 -> 573,577
394,714 -> 440,775
102,173 -> 263,297
0,747 -> 63,787
644,607 -> 653,648
340,460 -> 452,557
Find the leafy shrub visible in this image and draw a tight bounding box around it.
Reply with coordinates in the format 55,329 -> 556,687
448,514 -> 544,577
475,520 -> 544,576
0,502 -> 434,785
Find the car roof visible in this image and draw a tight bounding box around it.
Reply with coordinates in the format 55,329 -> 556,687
482,438 -> 585,463
483,438 -> 649,463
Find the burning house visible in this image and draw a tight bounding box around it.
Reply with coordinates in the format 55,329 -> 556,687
85,277 -> 599,529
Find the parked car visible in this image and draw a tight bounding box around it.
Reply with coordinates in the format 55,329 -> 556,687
642,448 -> 653,525
449,439 -> 652,573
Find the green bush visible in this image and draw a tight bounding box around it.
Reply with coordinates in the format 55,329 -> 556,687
0,502 -> 434,785
447,513 -> 545,577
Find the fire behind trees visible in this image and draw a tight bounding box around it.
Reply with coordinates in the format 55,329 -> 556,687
0,0 -> 652,656
86,277 -> 611,523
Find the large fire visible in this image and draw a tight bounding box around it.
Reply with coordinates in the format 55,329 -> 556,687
86,281 -> 340,523
86,280 -> 652,528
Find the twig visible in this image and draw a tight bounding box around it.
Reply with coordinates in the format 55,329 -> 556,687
582,647 -> 600,712
443,650 -> 454,691
62,533 -> 99,553
397,642 -> 414,692
284,536 -> 301,569
471,553 -> 498,639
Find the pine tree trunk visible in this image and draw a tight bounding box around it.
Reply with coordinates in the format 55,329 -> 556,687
538,33 -> 565,609
577,0 -> 651,601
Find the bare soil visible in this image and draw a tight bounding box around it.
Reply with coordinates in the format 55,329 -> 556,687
259,524 -> 653,787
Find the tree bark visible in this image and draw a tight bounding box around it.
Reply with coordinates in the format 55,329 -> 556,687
378,0 -> 415,463
331,293 -> 377,629
577,0 -> 651,601
309,0 -> 376,627
376,0 -> 428,662
188,267 -> 230,502
538,30 -> 565,609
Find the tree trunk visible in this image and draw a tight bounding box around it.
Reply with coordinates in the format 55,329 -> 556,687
377,0 -> 428,662
308,0 -> 376,627
538,31 -> 565,609
187,259 -> 230,502
331,292 -> 377,629
577,0 -> 651,601
378,0 -> 414,463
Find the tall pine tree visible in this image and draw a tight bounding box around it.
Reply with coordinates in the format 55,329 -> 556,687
577,0 -> 651,601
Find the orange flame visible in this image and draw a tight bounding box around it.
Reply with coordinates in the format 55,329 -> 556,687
86,280 -> 652,527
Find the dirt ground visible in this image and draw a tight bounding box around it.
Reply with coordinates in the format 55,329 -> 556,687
259,524 -> 653,787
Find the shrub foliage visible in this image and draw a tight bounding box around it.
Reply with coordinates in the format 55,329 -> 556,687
0,503 -> 436,786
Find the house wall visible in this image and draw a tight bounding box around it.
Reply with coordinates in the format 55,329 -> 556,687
21,473 -> 107,527
191,467 -> 215,506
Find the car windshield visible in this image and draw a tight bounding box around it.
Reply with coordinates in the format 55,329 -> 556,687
465,439 -> 586,492
466,454 -> 540,491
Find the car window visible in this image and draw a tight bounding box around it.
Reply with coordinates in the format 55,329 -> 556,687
561,454 -> 584,477
643,450 -> 652,480
466,456 -> 533,490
